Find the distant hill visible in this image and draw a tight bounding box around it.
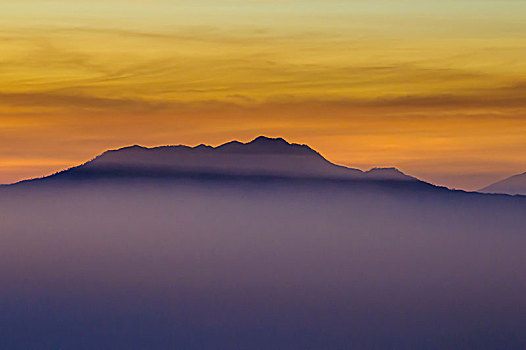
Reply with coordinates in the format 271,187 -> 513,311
14,136 -> 418,184
479,172 -> 526,195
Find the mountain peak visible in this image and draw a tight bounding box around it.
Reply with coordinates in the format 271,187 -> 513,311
216,136 -> 317,156
250,136 -> 288,144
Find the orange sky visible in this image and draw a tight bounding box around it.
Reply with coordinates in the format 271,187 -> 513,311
1,0 -> 525,189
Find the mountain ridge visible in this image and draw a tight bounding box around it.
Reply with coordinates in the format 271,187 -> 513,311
11,136 -> 419,185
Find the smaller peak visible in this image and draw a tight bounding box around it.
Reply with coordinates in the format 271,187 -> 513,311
220,140 -> 243,147
248,136 -> 289,145
194,144 -> 213,150
366,167 -> 414,180
116,145 -> 147,151
367,167 -> 401,173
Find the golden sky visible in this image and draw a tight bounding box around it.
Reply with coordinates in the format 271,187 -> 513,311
1,0 -> 525,189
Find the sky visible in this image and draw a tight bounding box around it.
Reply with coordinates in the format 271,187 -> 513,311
1,0 -> 525,190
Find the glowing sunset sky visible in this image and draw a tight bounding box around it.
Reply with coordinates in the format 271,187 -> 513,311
1,0 -> 525,189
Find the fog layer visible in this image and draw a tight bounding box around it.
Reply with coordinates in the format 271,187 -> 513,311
1,180 -> 525,349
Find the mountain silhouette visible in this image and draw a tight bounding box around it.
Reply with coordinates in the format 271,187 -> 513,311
19,136 -> 418,184
479,172 -> 526,195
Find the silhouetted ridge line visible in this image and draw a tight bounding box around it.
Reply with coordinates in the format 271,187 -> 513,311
11,136 -> 422,185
